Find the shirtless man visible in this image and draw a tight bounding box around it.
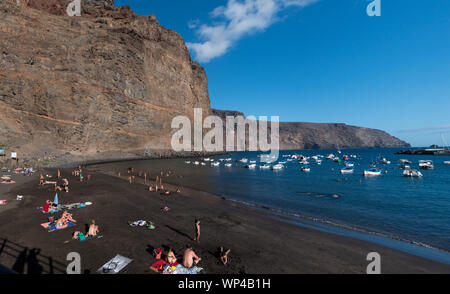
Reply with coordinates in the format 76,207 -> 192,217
182,247 -> 201,268
194,219 -> 200,243
86,220 -> 99,237
220,247 -> 231,266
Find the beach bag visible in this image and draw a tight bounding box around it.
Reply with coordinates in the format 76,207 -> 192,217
153,248 -> 162,260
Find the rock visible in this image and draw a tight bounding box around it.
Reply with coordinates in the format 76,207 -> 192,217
0,0 -> 210,163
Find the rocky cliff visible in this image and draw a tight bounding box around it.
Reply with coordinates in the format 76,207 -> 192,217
211,109 -> 409,150
0,0 -> 210,163
0,0 -> 408,165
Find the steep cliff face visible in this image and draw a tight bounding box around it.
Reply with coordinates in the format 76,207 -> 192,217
0,0 -> 408,164
0,0 -> 210,161
211,109 -> 409,150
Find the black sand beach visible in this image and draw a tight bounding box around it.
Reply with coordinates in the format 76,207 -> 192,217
0,164 -> 449,274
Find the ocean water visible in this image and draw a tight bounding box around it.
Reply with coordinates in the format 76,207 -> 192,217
101,148 -> 450,261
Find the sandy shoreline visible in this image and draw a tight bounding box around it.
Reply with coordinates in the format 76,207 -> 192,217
0,164 -> 449,274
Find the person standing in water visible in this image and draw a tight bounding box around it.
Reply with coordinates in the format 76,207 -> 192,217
194,219 -> 200,243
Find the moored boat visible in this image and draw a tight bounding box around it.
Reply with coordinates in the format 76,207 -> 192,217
419,160 -> 434,170
403,169 -> 423,177
341,167 -> 354,174
363,168 -> 382,176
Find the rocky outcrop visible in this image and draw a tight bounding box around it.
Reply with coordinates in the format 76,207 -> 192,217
0,0 -> 210,162
211,109 -> 410,150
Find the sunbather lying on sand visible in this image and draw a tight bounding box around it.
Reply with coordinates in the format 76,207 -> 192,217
86,220 -> 99,237
182,247 -> 201,268
55,211 -> 76,229
43,200 -> 58,213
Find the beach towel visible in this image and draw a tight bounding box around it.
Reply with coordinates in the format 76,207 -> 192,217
37,202 -> 92,214
128,220 -> 156,230
41,221 -> 76,232
162,264 -> 203,275
97,255 -> 132,274
79,235 -> 103,242
0,200 -> 6,205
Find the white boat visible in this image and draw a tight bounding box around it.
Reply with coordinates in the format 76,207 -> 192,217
193,161 -> 200,165
200,162 -> 206,166
364,168 -> 382,176
225,163 -> 232,167
249,160 -> 257,164
245,164 -> 257,169
419,160 -> 434,170
203,158 -> 211,162
184,161 -> 191,164
403,169 -> 423,177
341,167 -> 354,174
398,159 -> 412,164
271,164 -> 284,170
315,160 -> 322,165
345,162 -> 355,168
301,166 -> 310,172
399,164 -> 410,169
259,164 -> 271,169
211,162 -> 220,166
239,158 -> 248,163
444,161 -> 450,165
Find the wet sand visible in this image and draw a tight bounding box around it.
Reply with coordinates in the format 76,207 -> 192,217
0,165 -> 449,274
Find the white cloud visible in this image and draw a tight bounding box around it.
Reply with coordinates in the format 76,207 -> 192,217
187,0 -> 318,63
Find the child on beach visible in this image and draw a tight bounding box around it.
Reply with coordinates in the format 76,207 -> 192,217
194,219 -> 200,243
86,220 -> 99,238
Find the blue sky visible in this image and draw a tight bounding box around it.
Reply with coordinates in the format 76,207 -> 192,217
116,0 -> 450,147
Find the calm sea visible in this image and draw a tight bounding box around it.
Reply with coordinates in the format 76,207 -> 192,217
100,148 -> 450,263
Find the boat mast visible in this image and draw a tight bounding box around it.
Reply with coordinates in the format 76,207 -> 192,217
441,133 -> 449,151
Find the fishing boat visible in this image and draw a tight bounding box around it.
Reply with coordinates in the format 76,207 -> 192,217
363,168 -> 382,176
245,164 -> 257,169
340,167 -> 354,174
419,160 -> 434,170
345,162 -> 355,168
271,164 -> 284,170
403,169 -> 423,177
301,166 -> 311,172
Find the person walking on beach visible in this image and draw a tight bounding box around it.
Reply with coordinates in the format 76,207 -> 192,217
220,247 -> 231,266
57,169 -> 61,179
39,173 -> 44,185
182,246 -> 201,268
194,219 -> 200,243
